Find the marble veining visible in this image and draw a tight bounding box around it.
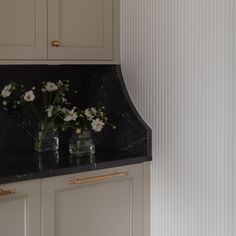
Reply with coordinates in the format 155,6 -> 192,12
0,65 -> 151,184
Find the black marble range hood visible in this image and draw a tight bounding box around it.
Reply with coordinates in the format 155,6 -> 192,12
0,65 -> 151,161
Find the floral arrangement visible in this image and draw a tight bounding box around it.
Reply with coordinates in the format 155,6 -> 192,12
2,80 -> 74,132
61,106 -> 113,135
1,80 -> 114,135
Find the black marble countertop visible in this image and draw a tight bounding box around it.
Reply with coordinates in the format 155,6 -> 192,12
0,150 -> 151,185
0,65 -> 152,185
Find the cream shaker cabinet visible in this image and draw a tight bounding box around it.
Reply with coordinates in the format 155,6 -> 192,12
0,179 -> 41,236
0,0 -> 47,60
48,0 -> 114,60
0,163 -> 150,236
42,164 -> 148,236
0,0 -> 116,62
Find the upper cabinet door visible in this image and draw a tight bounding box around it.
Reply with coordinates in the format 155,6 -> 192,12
48,0 -> 114,60
0,0 -> 47,60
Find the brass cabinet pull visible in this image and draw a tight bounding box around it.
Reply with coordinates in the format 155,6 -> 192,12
51,40 -> 60,47
69,172 -> 129,185
0,188 -> 16,196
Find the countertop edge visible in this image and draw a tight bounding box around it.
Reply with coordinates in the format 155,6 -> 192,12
0,156 -> 151,185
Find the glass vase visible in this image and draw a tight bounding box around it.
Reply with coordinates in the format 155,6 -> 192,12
69,130 -> 95,157
34,123 -> 59,152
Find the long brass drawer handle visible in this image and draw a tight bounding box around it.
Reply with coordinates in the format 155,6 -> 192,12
0,189 -> 16,196
69,171 -> 129,185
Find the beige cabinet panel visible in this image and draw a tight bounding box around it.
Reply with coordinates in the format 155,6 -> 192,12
0,0 -> 47,59
42,164 -> 144,236
0,180 -> 41,236
48,0 -> 113,60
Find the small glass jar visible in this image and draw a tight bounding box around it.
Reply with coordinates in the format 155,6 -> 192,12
69,130 -> 95,157
34,123 -> 59,152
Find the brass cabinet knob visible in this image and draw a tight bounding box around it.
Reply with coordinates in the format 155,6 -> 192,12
51,40 -> 60,47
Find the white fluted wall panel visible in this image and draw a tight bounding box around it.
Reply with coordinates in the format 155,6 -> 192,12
120,0 -> 235,236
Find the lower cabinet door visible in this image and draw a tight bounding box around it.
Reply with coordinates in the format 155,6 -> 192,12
42,164 -> 144,236
0,179 -> 41,236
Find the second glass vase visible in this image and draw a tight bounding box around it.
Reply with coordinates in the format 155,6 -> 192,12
69,130 -> 95,157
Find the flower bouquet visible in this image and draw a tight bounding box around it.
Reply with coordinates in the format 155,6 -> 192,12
60,107 -> 115,156
1,80 -> 77,152
1,80 -> 114,155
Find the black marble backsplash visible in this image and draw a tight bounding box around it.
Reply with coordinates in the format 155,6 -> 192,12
0,65 -> 151,159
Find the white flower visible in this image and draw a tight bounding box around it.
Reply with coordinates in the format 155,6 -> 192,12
3,101 -> 7,106
57,80 -> 63,87
91,107 -> 97,115
64,108 -> 78,122
1,84 -> 12,98
24,90 -> 35,102
65,84 -> 69,90
45,82 -> 58,92
46,105 -> 54,118
75,128 -> 81,135
62,97 -> 67,103
91,118 -> 105,132
85,108 -> 94,121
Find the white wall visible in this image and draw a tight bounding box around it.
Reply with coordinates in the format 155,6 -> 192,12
120,0 -> 236,236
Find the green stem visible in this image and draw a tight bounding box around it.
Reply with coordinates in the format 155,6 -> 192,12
43,92 -> 47,108
56,113 -> 65,121
32,103 -> 44,121
105,121 -> 116,129
27,103 -> 43,122
48,92 -> 52,105
37,121 -> 53,144
18,124 -> 34,139
45,92 -> 48,106
52,92 -> 60,106
44,115 -> 57,132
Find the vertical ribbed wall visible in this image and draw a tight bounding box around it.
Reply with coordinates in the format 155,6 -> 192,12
120,0 -> 235,236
